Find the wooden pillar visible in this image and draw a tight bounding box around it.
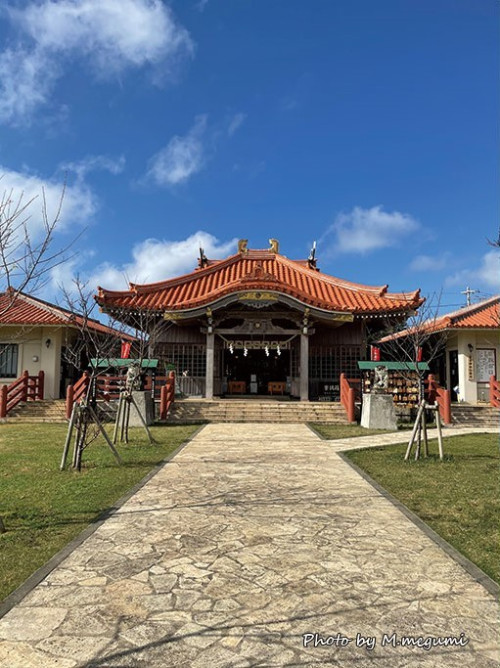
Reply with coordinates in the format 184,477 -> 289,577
205,332 -> 214,400
300,332 -> 309,401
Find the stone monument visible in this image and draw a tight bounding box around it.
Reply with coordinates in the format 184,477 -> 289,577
361,365 -> 398,430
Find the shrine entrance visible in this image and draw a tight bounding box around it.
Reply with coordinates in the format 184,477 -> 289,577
223,345 -> 291,396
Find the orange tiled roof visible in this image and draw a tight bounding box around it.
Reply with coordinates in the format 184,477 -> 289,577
0,290 -> 135,340
97,249 -> 423,315
378,296 -> 500,342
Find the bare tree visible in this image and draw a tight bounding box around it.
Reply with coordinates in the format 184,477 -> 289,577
59,279 -> 162,470
373,293 -> 448,461
0,182 -> 70,314
374,292 -> 447,402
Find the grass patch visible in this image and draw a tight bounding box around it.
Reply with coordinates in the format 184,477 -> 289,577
311,423 -> 398,439
0,422 -> 198,602
344,433 -> 500,583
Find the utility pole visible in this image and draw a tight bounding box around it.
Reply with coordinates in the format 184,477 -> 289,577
461,286 -> 477,306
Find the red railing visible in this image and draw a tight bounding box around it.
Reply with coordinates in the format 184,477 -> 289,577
65,371 -> 90,419
340,372 -> 356,423
426,374 -> 452,424
0,370 -> 45,418
160,371 -> 175,420
490,375 -> 500,408
65,370 -> 176,420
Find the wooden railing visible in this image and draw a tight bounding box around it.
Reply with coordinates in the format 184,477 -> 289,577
425,374 -> 451,424
159,371 -> 175,420
0,370 -> 44,418
340,372 -> 356,423
65,371 -> 176,420
490,375 -> 500,408
65,371 -> 90,419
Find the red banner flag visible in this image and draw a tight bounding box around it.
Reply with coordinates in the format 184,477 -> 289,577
121,341 -> 131,359
371,346 -> 381,361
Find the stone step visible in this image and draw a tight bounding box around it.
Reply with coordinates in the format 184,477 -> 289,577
167,400 -> 350,424
451,405 -> 499,428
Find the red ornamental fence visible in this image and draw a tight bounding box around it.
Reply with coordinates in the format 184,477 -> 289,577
340,372 -> 357,423
425,374 -> 452,424
490,375 -> 500,408
65,370 -> 176,420
0,370 -> 45,418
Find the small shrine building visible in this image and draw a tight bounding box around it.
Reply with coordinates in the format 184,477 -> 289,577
96,240 -> 423,401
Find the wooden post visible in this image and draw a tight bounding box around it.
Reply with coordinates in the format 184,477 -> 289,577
37,370 -> 45,400
160,385 -> 167,420
66,384 -> 74,420
113,394 -> 123,444
405,402 -> 424,461
422,404 -> 429,457
0,385 -> 7,418
347,386 -> 355,423
61,404 -> 77,470
21,370 -> 29,402
441,389 -> 451,425
435,407 -> 444,461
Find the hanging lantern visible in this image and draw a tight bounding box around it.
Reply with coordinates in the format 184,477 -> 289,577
243,347 -> 248,357
229,343 -> 234,354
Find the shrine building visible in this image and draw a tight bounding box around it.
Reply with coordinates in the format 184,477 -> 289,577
96,240 -> 423,401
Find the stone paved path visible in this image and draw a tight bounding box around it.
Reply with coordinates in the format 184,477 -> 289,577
0,424 -> 498,667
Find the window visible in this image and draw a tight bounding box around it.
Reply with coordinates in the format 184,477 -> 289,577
0,344 -> 18,378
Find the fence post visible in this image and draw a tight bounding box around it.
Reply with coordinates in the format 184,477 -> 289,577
347,386 -> 356,423
442,389 -> 452,424
21,370 -> 29,402
37,370 -> 45,400
0,385 -> 7,418
160,385 -> 167,421
66,384 -> 74,420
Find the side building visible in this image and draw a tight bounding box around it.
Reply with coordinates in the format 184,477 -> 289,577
96,241 -> 423,401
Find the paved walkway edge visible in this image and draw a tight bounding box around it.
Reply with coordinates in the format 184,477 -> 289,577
0,424 -> 206,621
338,450 -> 500,599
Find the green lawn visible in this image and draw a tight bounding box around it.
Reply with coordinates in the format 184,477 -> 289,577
344,433 -> 500,584
0,422 -> 198,603
311,423 -> 398,439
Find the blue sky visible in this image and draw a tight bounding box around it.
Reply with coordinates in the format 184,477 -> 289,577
0,0 -> 498,314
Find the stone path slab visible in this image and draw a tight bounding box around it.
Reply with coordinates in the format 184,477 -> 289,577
0,424 -> 498,667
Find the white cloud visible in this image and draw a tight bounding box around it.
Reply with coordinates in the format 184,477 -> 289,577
409,252 -> 451,272
227,112 -> 246,137
89,231 -> 237,290
0,0 -> 193,124
60,155 -> 126,181
0,166 -> 96,238
147,115 -> 207,186
323,205 -> 420,254
445,251 -> 500,290
0,47 -> 59,124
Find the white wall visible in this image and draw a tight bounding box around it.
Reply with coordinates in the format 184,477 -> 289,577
0,326 -> 65,399
448,330 -> 500,403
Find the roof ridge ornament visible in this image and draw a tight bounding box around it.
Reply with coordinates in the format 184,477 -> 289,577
241,263 -> 278,283
238,239 -> 248,254
269,238 -> 279,253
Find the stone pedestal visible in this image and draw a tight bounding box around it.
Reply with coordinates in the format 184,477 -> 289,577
129,391 -> 155,426
361,393 -> 397,431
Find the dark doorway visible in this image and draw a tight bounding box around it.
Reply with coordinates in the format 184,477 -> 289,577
224,348 -> 290,395
449,350 -> 459,401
